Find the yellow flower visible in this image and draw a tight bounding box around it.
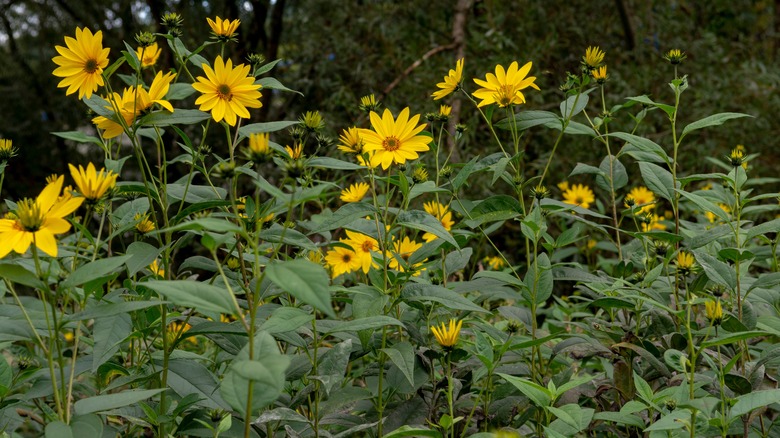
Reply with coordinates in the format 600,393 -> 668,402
582,46 -> 605,68
430,319 -> 463,348
325,246 -> 361,279
136,42 -> 161,68
0,175 -> 84,258
626,186 -> 655,214
52,27 -> 110,99
149,259 -> 165,277
132,71 -> 175,113
483,256 -> 506,270
340,182 -> 370,203
342,230 -> 379,274
285,144 -> 303,160
663,49 -> 686,65
592,65 -> 608,84
338,127 -> 364,155
93,71 -> 175,138
642,213 -> 666,232
422,201 -> 454,242
68,162 -> 118,201
359,94 -> 380,113
473,61 -> 539,108
675,251 -> 695,275
300,111 -> 324,131
362,108 -> 430,170
388,236 -> 425,275
0,139 -> 17,161
307,249 -> 324,264
245,133 -> 272,163
134,213 -> 155,233
439,105 -> 452,116
192,56 -> 263,126
168,321 -> 196,345
557,181 -> 570,192
432,58 -> 464,100
562,184 -> 595,210
207,16 -> 240,40
705,299 -> 723,325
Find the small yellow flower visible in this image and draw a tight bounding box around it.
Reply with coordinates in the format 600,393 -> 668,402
422,201 -> 455,242
473,61 -> 539,108
592,65 -> 608,84
439,105 -> 452,116
663,49 -> 686,65
149,259 -> 165,277
68,162 -> 119,202
562,184 -> 595,210
642,213 -> 667,232
300,111 -> 324,132
307,249 -> 324,264
192,56 -> 262,126
557,181 -> 570,192
675,251 -> 695,275
626,186 -> 655,214
705,299 -> 723,325
285,144 -> 303,160
362,108 -> 430,170
388,236 -> 425,275
134,213 -> 155,233
135,42 -> 161,68
359,94 -> 380,113
245,132 -> 272,163
325,246 -> 361,279
342,230 -> 379,274
168,321 -> 196,345
582,46 -> 605,68
52,27 -> 110,99
728,148 -> 746,167
338,126 -> 365,155
483,256 -> 506,270
432,58 -> 464,100
430,319 -> 463,348
412,165 -> 429,183
207,16 -> 240,41
340,182 -> 370,203
63,331 -> 75,343
0,139 -> 17,161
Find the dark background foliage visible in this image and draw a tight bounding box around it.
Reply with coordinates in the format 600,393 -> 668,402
0,0 -> 778,198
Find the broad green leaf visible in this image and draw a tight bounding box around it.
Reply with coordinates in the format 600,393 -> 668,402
463,195 -> 523,228
166,359 -> 230,410
680,112 -> 753,142
593,411 -> 645,429
44,421 -> 73,438
0,356 -> 11,398
451,155 -> 480,190
326,316 -> 404,334
125,242 -> 161,277
311,202 -> 377,234
498,373 -> 552,407
166,83 -> 196,100
701,331 -> 768,348
397,210 -> 459,248
165,183 -> 226,203
70,415 -> 104,437
596,155 -> 628,191
52,131 -> 103,147
384,425 -> 442,438
495,110 -> 560,131
92,313 -> 131,372
256,76 -> 301,95
611,132 -> 669,163
731,389 -> 780,417
676,189 -> 729,222
144,280 -> 236,314
308,156 -> 365,170
138,109 -> 210,126
0,262 -> 46,289
524,253 -> 553,304
472,270 -> 527,289
68,300 -> 163,322
238,120 -> 300,142
643,410 -> 688,432
693,251 -> 736,290
74,389 -> 166,415
382,341 -> 416,388
265,259 -> 334,318
62,255 -> 132,288
317,339 -> 352,396
260,306 -> 314,334
402,283 -> 489,313
639,162 -> 676,202
560,93 -> 589,118
154,217 -> 241,234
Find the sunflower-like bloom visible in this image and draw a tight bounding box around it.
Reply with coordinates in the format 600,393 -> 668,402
642,213 -> 666,232
68,162 -> 118,202
359,94 -> 380,113
338,127 -> 364,155
388,236 -> 424,275
562,184 -> 595,210
149,260 -> 165,277
472,61 -> 539,108
0,139 -> 16,162
325,246 -> 361,279
582,46 -> 605,68
340,182 -> 369,203
93,71 -> 175,138
431,319 -> 463,348
483,256 -> 506,270
705,299 -> 723,325
422,201 -> 455,242
136,42 -> 161,68
192,56 -> 263,126
439,105 -> 452,117
342,230 -> 379,273
592,65 -> 608,84
300,111 -> 324,132
52,27 -> 110,99
285,144 -> 303,160
362,108 -> 430,170
626,186 -> 655,214
664,49 -> 686,65
432,58 -> 464,100
245,133 -> 272,163
207,16 -> 240,40
134,213 -> 155,233
675,251 -> 695,275
0,175 -> 84,258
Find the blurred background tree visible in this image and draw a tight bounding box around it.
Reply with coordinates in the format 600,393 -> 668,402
0,0 -> 778,199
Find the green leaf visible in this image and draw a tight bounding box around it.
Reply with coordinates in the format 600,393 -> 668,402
70,415 -> 104,437
524,253 -> 553,304
326,316 -> 404,334
260,306 -> 314,334
639,162 -> 676,202
68,300 -> 163,322
166,83 -> 196,100
701,331 -> 768,348
593,411 -> 645,429
237,120 -> 300,142
680,112 -> 753,142
166,359 -> 230,410
0,356 -> 11,398
316,339 -> 352,396
0,262 -> 46,289
308,156 -> 365,170
143,280 -> 236,314
611,132 -> 669,163
560,93 -> 589,118
451,155 -> 480,190
74,389 -> 166,415
596,155 -> 628,191
643,410 -> 688,432
92,313 -> 131,372
256,76 -> 302,95
676,189 -> 729,222
165,183 -> 227,203
265,259 -> 334,318
311,202 -> 377,234
731,389 -> 780,417
693,251 -> 736,290
138,109 -> 211,127
125,242 -> 161,277
402,283 -> 489,313
52,131 -> 104,147
463,195 -> 523,228
154,217 -> 241,235
397,210 -> 459,248
495,110 -> 560,131
44,421 -> 73,438
62,256 -> 133,288
382,342 -> 417,388
384,425 -> 442,438
498,373 -> 552,407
